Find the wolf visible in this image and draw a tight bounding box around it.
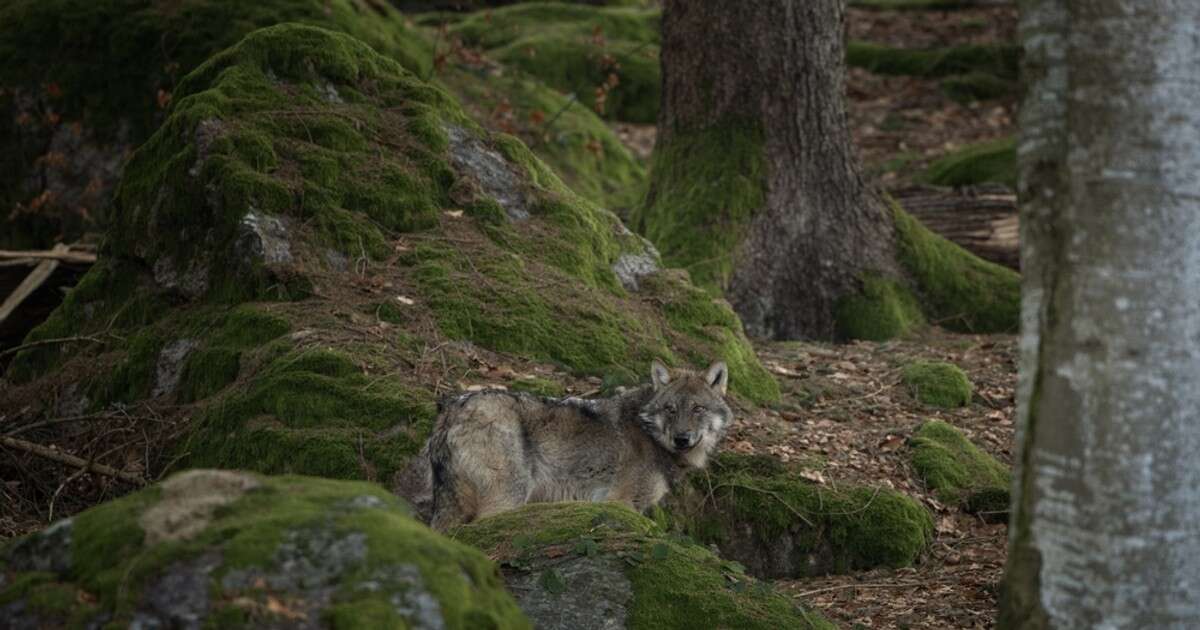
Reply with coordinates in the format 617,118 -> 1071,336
425,360 -> 732,530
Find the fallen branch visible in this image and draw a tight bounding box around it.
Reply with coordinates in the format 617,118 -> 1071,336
0,247 -> 96,265
0,435 -> 147,486
791,580 -> 930,599
0,335 -> 106,360
0,244 -> 68,326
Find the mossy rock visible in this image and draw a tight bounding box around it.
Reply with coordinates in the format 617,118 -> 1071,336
910,420 -> 1010,515
0,470 -> 529,629
846,42 -> 1019,80
436,64 -> 648,216
452,502 -> 835,630
437,3 -> 661,124
922,136 -> 1016,188
663,453 -> 933,578
5,25 -> 776,488
901,361 -> 973,408
0,0 -> 432,250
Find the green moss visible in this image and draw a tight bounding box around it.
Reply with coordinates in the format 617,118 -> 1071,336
674,453 -> 933,573
444,3 -> 659,51
892,202 -> 1019,333
835,274 -> 925,341
632,120 -> 766,290
437,66 -> 647,214
0,0 -> 435,249
849,0 -> 984,9
507,376 -> 566,398
491,33 -> 660,124
940,72 -> 1016,104
7,24 -> 777,496
847,41 -> 1019,80
179,348 -> 437,480
5,473 -> 529,628
458,502 -> 834,630
901,361 -> 973,408
910,420 -> 1010,513
641,273 -> 780,403
922,136 -> 1016,187
454,501 -> 661,551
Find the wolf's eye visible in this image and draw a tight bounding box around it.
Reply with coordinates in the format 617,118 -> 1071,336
693,405 -> 707,415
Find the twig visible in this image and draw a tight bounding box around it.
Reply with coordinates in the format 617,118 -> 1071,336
0,335 -> 106,360
0,247 -> 96,264
792,580 -> 929,599
0,436 -> 146,486
0,244 -> 67,326
2,413 -> 113,438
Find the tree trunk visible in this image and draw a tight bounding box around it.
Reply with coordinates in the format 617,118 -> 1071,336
1002,1 -> 1200,627
643,0 -> 897,340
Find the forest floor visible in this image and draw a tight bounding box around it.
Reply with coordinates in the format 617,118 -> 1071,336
1,3 -> 1020,628
756,333 -> 1014,629
620,5 -> 1021,628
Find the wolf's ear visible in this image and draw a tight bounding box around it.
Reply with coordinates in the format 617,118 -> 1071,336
651,360 -> 671,390
705,361 -> 729,395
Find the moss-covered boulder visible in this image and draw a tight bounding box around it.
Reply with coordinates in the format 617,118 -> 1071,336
0,0 -> 433,250
436,64 -> 648,216
452,502 -> 834,630
436,3 -> 661,124
901,361 -> 973,408
0,470 -> 528,629
664,454 -> 933,579
4,25 -> 775,492
909,420 -> 1010,515
921,137 -> 1016,188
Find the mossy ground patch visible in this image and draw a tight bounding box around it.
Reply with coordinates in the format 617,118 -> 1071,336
909,420 -> 1010,514
901,361 -> 973,408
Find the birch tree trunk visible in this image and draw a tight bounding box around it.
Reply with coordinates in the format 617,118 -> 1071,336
1002,1 -> 1200,627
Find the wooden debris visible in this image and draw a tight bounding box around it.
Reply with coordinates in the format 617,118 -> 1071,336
0,244 -> 70,326
0,435 -> 147,486
890,184 -> 1019,270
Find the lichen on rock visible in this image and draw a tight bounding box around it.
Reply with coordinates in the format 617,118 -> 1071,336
0,471 -> 529,629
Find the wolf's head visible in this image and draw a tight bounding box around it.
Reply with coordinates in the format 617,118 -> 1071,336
639,360 -> 732,468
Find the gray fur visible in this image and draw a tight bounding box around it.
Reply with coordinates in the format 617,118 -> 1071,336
427,362 -> 732,530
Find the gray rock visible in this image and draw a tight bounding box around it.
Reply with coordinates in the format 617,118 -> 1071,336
130,553 -> 222,630
3,517 -> 73,574
505,558 -> 631,630
152,338 -> 198,398
153,255 -> 210,298
612,252 -> 658,292
444,125 -> 529,221
235,212 -> 293,266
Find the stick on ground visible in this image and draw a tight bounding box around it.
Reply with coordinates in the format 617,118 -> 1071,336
0,435 -> 147,486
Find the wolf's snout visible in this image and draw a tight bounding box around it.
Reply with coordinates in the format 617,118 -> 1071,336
673,432 -> 696,450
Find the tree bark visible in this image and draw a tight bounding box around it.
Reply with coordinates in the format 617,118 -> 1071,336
652,0 -> 897,340
1002,1 -> 1200,627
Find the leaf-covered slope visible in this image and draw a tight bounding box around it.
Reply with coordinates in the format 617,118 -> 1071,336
5,24 -> 776,490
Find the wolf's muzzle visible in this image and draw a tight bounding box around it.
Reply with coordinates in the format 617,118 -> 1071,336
673,432 -> 697,451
